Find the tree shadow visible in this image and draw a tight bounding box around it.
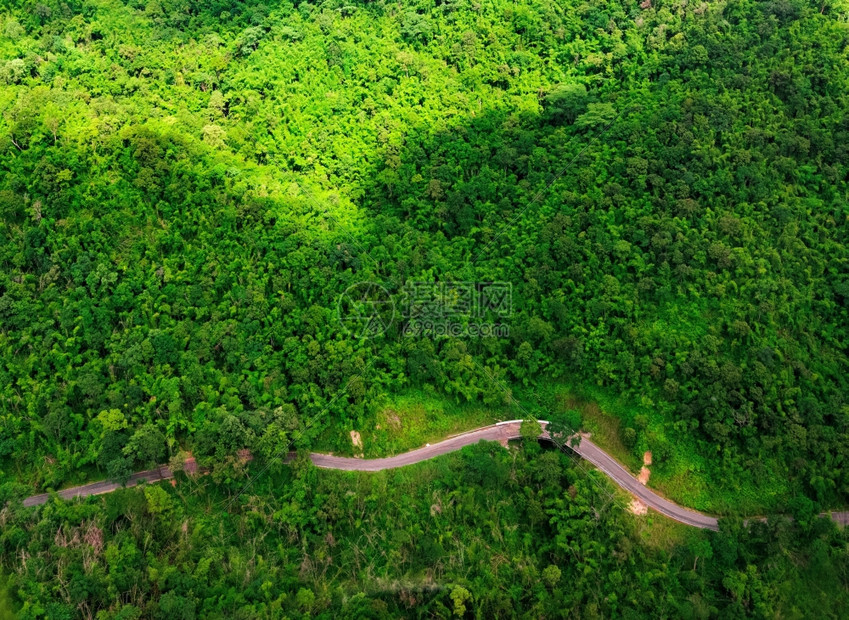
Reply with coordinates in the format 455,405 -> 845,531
350,1 -> 849,508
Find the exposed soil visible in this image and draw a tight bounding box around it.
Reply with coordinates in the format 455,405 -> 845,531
629,498 -> 648,515
350,430 -> 364,456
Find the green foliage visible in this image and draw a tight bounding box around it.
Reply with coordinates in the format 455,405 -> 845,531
449,585 -> 472,617
623,427 -> 637,448
1,442 -> 847,617
0,0 -> 847,614
542,564 -> 561,588
0,0 -> 846,512
123,424 -> 166,467
543,83 -> 588,124
143,484 -> 171,515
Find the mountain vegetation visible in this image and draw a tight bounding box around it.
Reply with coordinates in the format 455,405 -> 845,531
1,0 -> 848,615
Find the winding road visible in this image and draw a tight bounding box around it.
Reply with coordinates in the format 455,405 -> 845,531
22,467 -> 173,508
310,421 -> 720,530
19,421 -> 849,531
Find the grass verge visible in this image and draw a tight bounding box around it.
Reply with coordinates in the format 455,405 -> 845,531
315,389 -> 502,457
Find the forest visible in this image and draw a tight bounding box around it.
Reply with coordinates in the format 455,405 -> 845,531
4,439 -> 849,618
0,0 -> 848,616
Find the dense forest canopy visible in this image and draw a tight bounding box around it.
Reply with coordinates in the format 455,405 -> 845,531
7,439 -> 849,618
0,0 -> 848,616
1,0 -> 847,504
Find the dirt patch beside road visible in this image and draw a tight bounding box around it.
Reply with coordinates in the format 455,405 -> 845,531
629,498 -> 648,515
350,430 -> 364,456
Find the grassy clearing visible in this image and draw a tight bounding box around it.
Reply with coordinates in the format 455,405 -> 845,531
514,381 -> 792,515
315,382 -> 790,516
632,510 -> 702,552
318,390 -> 502,457
599,479 -> 699,552
546,382 -> 792,515
557,392 -> 643,472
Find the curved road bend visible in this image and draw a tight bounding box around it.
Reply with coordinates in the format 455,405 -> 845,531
20,422 -> 849,532
311,421 -> 721,531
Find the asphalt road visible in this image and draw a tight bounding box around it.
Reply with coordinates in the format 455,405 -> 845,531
311,421 -> 721,530
22,467 -> 173,508
18,422 -> 849,532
